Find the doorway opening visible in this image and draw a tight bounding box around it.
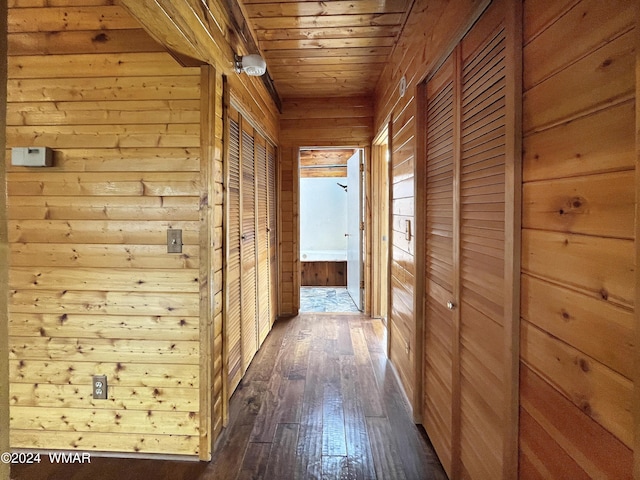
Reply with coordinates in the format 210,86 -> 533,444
371,127 -> 390,324
298,147 -> 364,313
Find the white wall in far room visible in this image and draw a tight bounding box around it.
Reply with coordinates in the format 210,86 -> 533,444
300,177 -> 348,258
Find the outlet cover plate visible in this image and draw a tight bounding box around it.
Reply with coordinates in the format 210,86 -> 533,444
93,375 -> 108,399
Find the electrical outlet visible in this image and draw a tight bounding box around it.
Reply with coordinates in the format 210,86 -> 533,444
93,375 -> 108,400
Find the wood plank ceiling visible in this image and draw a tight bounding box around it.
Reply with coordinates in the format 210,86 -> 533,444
299,148 -> 355,177
238,0 -> 414,99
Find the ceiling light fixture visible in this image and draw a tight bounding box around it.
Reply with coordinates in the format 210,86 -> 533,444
234,54 -> 267,76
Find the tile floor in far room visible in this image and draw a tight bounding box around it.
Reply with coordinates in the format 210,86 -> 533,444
299,286 -> 361,313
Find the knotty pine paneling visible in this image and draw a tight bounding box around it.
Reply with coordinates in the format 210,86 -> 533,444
278,145 -> 299,316
520,0 -> 636,477
278,97 -> 373,315
7,0 -> 282,458
5,2 -> 205,458
301,261 -> 346,287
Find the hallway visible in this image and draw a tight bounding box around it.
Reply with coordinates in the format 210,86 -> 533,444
12,314 -> 446,480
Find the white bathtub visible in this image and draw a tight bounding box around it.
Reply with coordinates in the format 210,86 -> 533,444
301,250 -> 347,262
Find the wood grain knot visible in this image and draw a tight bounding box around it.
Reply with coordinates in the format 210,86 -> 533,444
92,33 -> 109,43
578,358 -> 590,372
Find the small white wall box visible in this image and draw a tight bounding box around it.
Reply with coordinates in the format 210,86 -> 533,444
11,147 -> 53,167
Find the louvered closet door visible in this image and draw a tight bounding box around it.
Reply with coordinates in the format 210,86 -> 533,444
458,20 -> 506,479
423,54 -> 456,478
241,122 -> 258,372
421,2 -> 514,478
267,144 -> 278,326
226,108 -> 243,394
255,134 -> 270,346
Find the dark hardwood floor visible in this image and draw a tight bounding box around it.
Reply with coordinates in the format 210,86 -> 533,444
12,314 -> 447,480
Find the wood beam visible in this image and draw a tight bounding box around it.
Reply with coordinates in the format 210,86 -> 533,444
118,1 -> 204,63
220,0 -> 282,111
119,0 -> 281,111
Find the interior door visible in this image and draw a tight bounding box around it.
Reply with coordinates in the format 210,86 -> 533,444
255,134 -> 270,347
267,144 -> 278,326
423,54 -> 456,477
347,149 -> 363,310
225,107 -> 243,394
420,1 -> 515,477
241,121 -> 258,373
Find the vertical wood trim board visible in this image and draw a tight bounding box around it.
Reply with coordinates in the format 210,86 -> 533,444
414,81 -> 427,426
221,75 -> 231,428
520,0 -> 636,478
633,3 -> 640,480
503,0 -> 523,477
386,118 -> 394,361
198,64 -> 215,460
0,0 -> 9,476
370,133 -> 390,321
364,146 -> 373,316
212,67 -> 226,444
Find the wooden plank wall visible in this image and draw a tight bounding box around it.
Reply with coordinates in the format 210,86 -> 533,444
373,0 -> 490,413
519,0 -> 637,477
5,1 -> 205,457
0,1 -> 9,478
301,261 -> 346,287
278,97 -> 373,315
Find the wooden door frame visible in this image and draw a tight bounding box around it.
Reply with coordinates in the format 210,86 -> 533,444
296,145 -> 369,313
371,127 -> 390,322
198,64 -> 217,460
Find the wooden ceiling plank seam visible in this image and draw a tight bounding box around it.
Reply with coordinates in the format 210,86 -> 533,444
256,25 -> 402,42
249,13 -> 405,30
264,47 -> 393,58
243,0 -> 409,18
260,37 -> 397,51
